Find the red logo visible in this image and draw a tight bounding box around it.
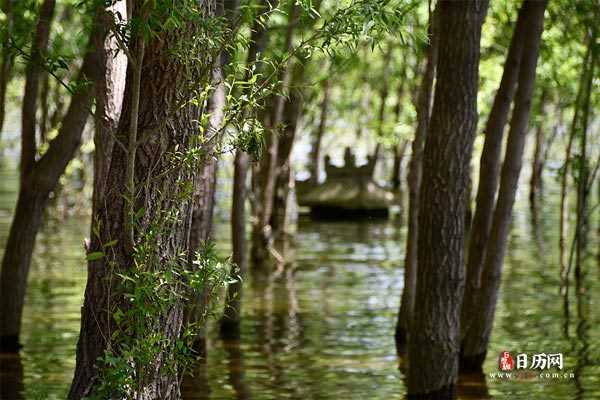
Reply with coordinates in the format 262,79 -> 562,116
499,351 -> 514,371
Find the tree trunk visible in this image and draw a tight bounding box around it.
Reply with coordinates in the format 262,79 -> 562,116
529,90 -> 548,211
186,44 -> 226,354
0,5 -> 98,352
308,75 -> 330,185
460,0 -> 546,373
395,5 -> 438,351
69,2 -> 218,397
19,0 -> 55,179
220,0 -> 273,339
0,0 -> 15,138
271,70 -> 302,237
407,1 -> 488,398
372,46 -> 393,171
391,140 -> 408,192
559,30 -> 592,285
574,23 -> 596,279
220,150 -> 249,340
39,72 -> 50,144
459,0 -> 528,341
251,2 -> 298,267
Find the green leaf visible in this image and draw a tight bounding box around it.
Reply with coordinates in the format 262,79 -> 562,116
103,239 -> 118,248
86,251 -> 105,261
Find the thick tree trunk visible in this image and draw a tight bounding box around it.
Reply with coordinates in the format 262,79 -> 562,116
308,76 -> 330,185
460,0 -> 546,373
459,1 -> 527,341
0,23 -> 98,352
251,2 -> 298,267
395,6 -> 438,351
406,1 -> 488,398
69,2 -> 218,397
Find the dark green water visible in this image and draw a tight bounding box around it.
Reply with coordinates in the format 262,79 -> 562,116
0,157 -> 599,400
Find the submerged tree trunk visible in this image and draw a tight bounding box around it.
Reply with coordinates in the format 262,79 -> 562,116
529,90 -> 548,211
271,70 -> 302,237
559,32 -> 593,285
251,2 -> 298,267
220,0 -> 272,339
187,39 -> 227,354
0,0 -> 99,353
460,0 -> 546,372
460,1 -> 528,342
407,1 -> 488,398
395,5 -> 438,351
69,2 -> 219,397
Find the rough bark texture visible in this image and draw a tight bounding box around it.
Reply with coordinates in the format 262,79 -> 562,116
460,2 -> 527,341
69,2 -> 217,398
407,1 -> 488,397
395,7 -> 438,351
0,27 -> 98,352
460,0 -> 546,373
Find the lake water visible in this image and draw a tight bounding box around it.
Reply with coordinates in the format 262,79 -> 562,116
0,156 -> 599,400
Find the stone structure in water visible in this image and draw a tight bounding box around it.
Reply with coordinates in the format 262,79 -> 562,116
297,147 -> 394,219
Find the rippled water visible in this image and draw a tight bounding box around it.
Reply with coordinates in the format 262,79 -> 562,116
0,156 -> 599,400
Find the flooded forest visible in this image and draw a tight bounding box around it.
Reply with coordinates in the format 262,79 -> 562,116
0,0 -> 599,399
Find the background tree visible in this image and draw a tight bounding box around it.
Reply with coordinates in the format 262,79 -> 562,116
407,1 -> 488,398
460,0 -> 547,372
0,0 -> 98,352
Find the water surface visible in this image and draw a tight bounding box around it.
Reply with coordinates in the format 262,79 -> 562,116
0,159 -> 598,400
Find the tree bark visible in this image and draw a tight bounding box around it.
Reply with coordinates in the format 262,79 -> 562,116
0,10 -> 98,352
69,2 -> 218,397
395,5 -> 438,351
459,0 -> 528,342
460,0 -> 546,373
407,1 -> 488,398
